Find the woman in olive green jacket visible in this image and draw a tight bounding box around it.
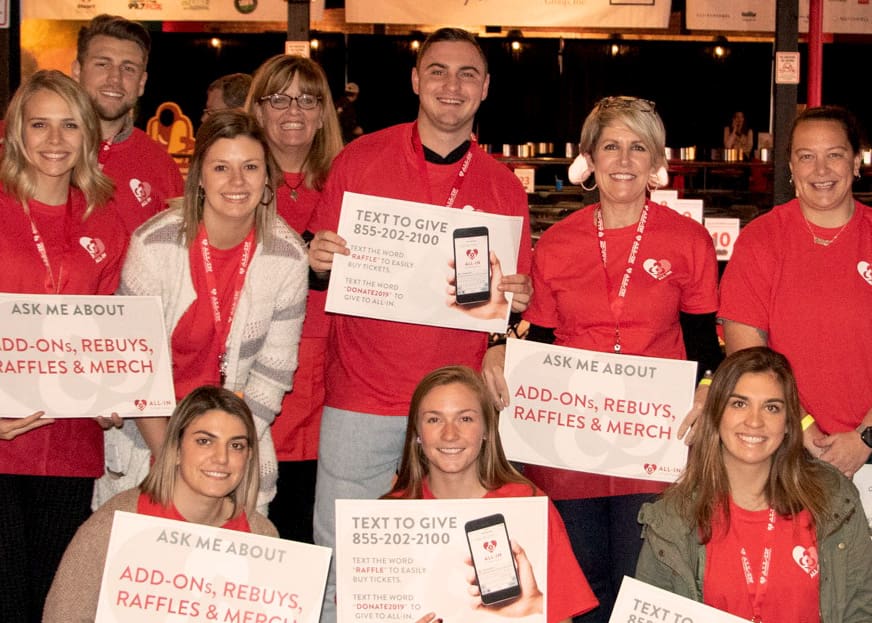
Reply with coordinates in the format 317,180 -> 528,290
635,347 -> 872,623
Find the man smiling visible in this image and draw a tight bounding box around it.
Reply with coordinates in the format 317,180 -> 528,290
72,15 -> 183,235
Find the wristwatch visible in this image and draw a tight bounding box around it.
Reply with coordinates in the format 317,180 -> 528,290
860,426 -> 872,449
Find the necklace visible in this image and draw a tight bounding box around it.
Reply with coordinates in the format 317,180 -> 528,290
802,211 -> 852,246
288,174 -> 305,202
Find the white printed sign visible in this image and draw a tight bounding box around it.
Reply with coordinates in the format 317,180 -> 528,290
609,577 -> 748,623
687,0 -> 872,34
0,294 -> 174,418
96,512 -> 331,623
326,192 -> 523,333
704,217 -> 740,261
653,192 -> 704,225
514,168 -> 536,194
500,339 -> 694,482
336,497 -> 548,623
855,464 -> 872,532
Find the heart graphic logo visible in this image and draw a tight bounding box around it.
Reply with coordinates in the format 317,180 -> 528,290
482,540 -> 497,552
858,261 -> 872,286
643,464 -> 657,474
792,545 -> 819,576
466,248 -> 479,260
79,237 -> 107,264
134,399 -> 147,411
129,178 -> 153,207
643,258 -> 672,280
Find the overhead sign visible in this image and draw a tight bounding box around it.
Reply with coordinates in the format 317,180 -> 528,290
686,0 -> 872,34
21,0 -> 324,21
346,0 -> 672,29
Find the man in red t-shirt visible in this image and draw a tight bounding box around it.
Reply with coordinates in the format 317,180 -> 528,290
307,28 -> 533,623
72,14 -> 184,236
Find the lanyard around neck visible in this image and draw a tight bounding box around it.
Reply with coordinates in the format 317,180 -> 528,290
196,223 -> 255,384
411,122 -> 475,208
739,507 -> 777,623
23,196 -> 73,294
595,203 -> 649,353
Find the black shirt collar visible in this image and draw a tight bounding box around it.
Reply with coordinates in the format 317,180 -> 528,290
422,140 -> 472,164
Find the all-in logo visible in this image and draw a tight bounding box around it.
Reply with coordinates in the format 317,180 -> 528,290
643,463 -> 657,475
466,248 -> 479,261
643,258 -> 672,280
793,545 -> 819,577
80,237 -> 108,264
482,540 -> 497,553
129,178 -> 153,208
858,261 -> 872,286
134,399 -> 147,411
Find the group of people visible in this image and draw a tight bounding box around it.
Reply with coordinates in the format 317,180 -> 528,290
1,14 -> 870,623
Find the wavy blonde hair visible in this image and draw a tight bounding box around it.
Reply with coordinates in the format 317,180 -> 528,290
0,70 -> 113,217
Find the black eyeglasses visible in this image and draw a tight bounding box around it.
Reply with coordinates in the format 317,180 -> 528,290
596,96 -> 656,113
258,93 -> 322,111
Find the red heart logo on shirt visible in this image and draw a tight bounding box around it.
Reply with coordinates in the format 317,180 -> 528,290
792,545 -> 819,576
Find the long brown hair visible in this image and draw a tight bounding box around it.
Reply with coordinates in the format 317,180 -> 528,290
141,386 -> 260,519
246,54 -> 342,191
384,365 -> 534,499
662,347 -> 832,542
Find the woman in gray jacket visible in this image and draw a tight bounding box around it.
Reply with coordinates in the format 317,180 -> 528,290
636,347 -> 872,623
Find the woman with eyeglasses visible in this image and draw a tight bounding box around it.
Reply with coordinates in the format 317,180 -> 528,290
93,110 -> 309,517
245,55 -> 343,543
487,96 -> 721,622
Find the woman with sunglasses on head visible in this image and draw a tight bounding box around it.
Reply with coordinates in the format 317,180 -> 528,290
246,55 -> 344,543
385,366 -> 598,623
44,386 -> 279,623
0,70 -> 127,622
483,96 -> 721,622
94,110 -> 308,516
637,347 -> 872,623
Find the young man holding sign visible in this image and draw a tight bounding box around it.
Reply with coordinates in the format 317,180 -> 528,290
307,28 -> 533,623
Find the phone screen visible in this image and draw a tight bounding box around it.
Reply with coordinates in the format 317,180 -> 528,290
453,227 -> 490,304
465,517 -> 520,604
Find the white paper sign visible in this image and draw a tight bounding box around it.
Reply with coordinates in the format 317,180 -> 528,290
95,511 -> 331,623
609,577 -> 748,623
327,192 -> 523,333
500,339 -> 694,482
650,190 -> 678,207
776,52 -> 801,85
0,294 -> 174,418
705,217 -> 740,261
854,464 -> 872,531
514,168 -> 536,194
336,497 -> 548,623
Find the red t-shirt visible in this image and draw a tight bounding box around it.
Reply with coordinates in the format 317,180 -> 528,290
419,480 -> 599,623
171,237 -> 247,399
137,491 -> 251,532
704,500 -> 819,623
0,188 -> 128,477
309,122 -> 533,416
523,201 -> 719,499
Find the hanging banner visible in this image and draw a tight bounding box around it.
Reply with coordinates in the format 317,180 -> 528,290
21,0 -> 324,22
346,0 -> 672,29
686,0 -> 872,34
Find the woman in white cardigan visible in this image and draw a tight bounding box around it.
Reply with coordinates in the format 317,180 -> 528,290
95,111 -> 308,514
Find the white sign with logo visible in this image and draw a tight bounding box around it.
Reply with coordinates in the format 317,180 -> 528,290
705,217 -> 740,261
326,192 -> 523,333
687,0 -> 872,34
336,497 -> 548,623
95,512 -> 331,623
22,0 -> 298,21
500,338 -> 694,482
854,464 -> 872,532
609,577 -> 748,623
0,294 -> 174,418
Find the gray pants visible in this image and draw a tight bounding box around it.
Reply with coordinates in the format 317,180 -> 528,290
313,406 -> 408,623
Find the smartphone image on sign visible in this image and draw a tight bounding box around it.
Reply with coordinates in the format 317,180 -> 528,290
453,226 -> 490,305
464,513 -> 521,606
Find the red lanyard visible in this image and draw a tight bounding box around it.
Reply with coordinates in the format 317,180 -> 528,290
196,223 -> 255,384
411,122 -> 475,208
595,203 -> 649,353
23,197 -> 72,294
739,507 -> 777,623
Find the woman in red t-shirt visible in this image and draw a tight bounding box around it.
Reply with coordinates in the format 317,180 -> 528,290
0,70 -> 127,622
384,366 -> 598,623
637,347 -> 872,622
44,386 -> 278,622
246,54 -> 343,543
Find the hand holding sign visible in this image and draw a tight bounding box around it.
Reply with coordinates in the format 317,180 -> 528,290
0,411 -> 53,441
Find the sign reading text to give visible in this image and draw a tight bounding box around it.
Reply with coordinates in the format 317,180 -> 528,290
610,577 -> 748,623
0,294 -> 174,418
500,339 -> 695,482
96,512 -> 331,623
336,497 -> 548,623
327,192 -> 523,333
